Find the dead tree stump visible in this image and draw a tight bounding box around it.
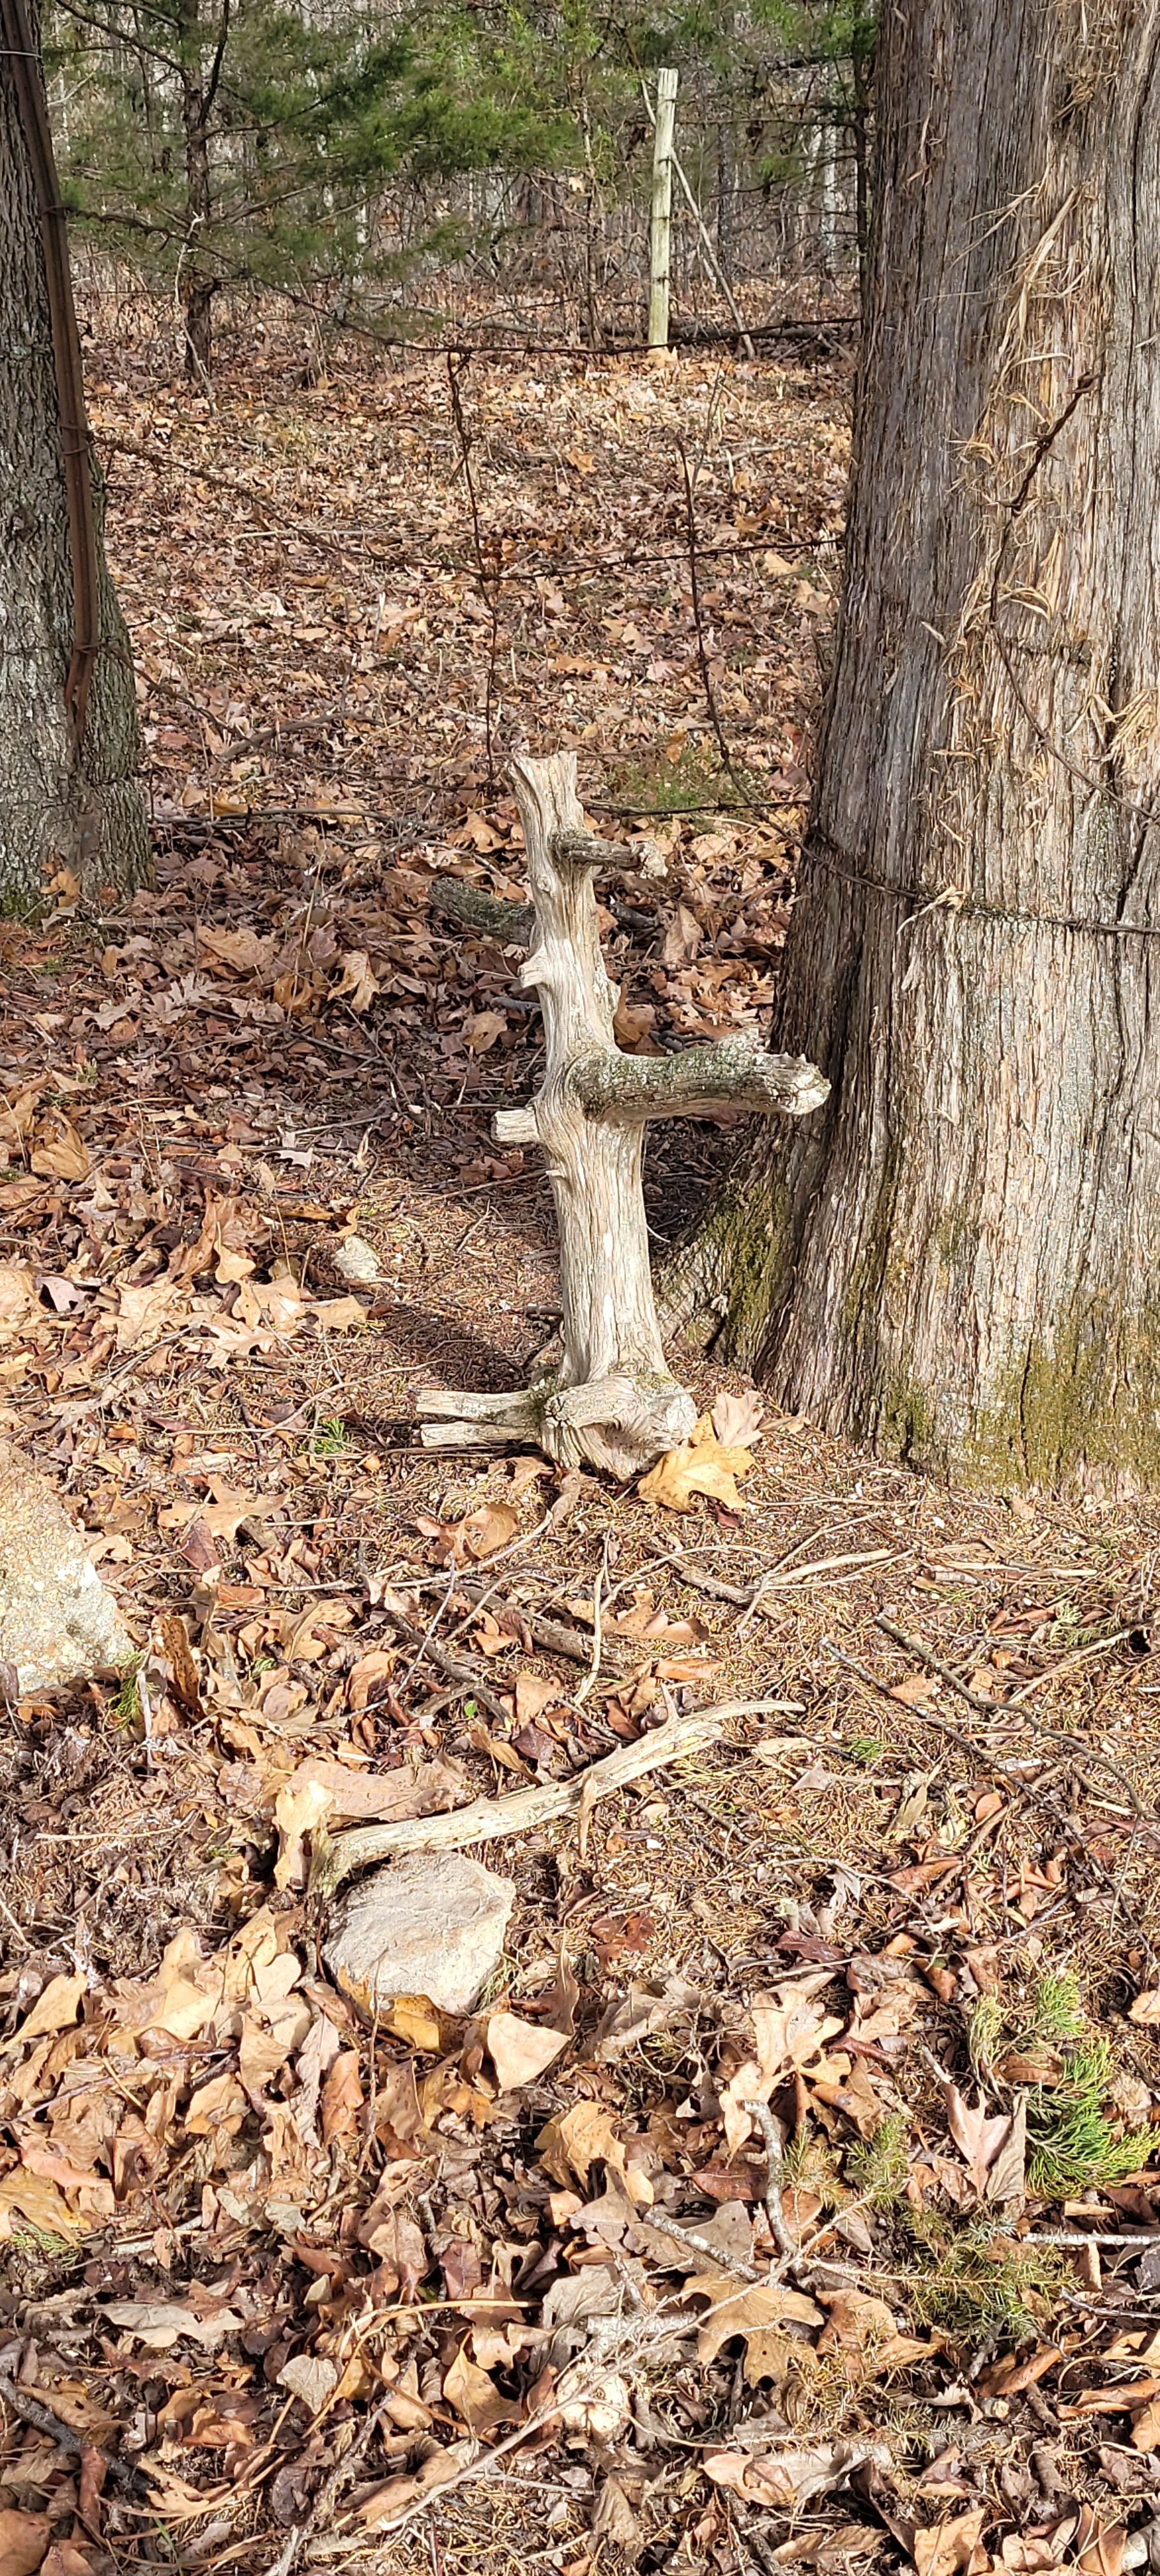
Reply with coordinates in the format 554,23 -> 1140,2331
418,752 -> 828,1476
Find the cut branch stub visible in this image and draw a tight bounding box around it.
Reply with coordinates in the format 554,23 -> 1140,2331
417,752 -> 828,1476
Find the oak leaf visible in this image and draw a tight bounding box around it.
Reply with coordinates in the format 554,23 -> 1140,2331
945,2085 -> 1013,2196
30,1111 -> 89,1183
537,2101 -> 652,2204
443,2341 -> 516,2434
637,1415 -> 755,1514
710,1388 -> 765,1448
683,2267 -> 822,2363
705,2438 -> 882,2508
1,1973 -> 84,2052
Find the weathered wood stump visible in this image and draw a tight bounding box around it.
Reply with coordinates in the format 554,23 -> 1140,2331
418,752 -> 828,1476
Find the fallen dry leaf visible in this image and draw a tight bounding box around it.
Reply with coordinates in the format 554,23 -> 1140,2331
358,2440 -> 476,2526
537,2101 -> 652,2205
1,1972 -> 85,2052
710,1387 -> 765,1447
637,1414 -> 756,1513
685,2268 -> 822,2364
705,2439 -> 885,2509
486,2011 -> 567,2093
277,2354 -> 339,2415
591,2476 -> 643,2562
945,2085 -> 1013,2197
462,1009 -> 507,1053
273,1753 -> 468,1885
0,2167 -> 84,2239
913,2506 -> 991,2576
333,950 -> 381,1010
29,1110 -> 89,1183
102,2299 -> 244,2350
0,2511 -> 50,2576
455,1501 -> 520,1560
443,2341 -> 516,2434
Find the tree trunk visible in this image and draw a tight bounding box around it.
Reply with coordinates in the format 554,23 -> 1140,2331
178,0 -> 218,381
0,1 -> 148,911
682,0 -> 1160,1492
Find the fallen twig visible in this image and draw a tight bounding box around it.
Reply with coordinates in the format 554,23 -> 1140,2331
0,2370 -> 143,2492
742,2098 -> 798,2265
310,1700 -> 784,1896
376,1600 -> 512,1727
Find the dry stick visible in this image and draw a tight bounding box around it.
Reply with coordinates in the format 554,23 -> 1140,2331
876,1613 -> 1146,1822
1007,1629 -> 1137,1702
310,1700 -> 784,1896
575,1528 -> 611,1708
447,355 -> 501,788
0,2370 -> 142,2491
741,2099 -> 798,2265
265,2398 -> 393,2576
374,1602 -> 512,1728
305,2265 -> 765,2564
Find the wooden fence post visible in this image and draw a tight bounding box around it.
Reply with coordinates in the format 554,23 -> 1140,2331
648,66 -> 678,355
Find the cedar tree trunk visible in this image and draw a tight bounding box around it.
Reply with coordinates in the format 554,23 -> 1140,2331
0,8 -> 148,911
683,0 -> 1160,1491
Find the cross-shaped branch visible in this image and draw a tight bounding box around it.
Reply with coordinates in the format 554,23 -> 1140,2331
418,752 -> 828,1476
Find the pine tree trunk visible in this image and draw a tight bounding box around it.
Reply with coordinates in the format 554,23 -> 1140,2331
685,0 -> 1160,1492
0,9 -> 148,911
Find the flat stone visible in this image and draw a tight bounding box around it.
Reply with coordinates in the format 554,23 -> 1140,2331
323,1853 -> 514,2018
0,1440 -> 132,1692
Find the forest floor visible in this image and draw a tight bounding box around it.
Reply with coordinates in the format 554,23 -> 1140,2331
2,314 -> 1160,2576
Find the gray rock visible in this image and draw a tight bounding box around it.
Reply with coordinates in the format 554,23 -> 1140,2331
0,1440 -> 132,1692
323,1852 -> 514,2017
333,1235 -> 380,1284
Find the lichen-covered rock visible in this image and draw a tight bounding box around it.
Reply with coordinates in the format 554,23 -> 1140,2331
323,1853 -> 514,2017
0,1441 -> 132,1691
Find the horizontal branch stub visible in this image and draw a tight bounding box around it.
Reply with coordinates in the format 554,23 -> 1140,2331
415,1386 -> 540,1449
494,1038 -> 829,1146
575,1036 -> 830,1124
429,878 -> 533,944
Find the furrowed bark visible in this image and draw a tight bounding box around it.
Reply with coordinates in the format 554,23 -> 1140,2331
686,0 -> 1160,1492
0,0 -> 148,908
417,751 -> 827,1476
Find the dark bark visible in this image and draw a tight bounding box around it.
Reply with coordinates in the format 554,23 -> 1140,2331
685,0 -> 1160,1492
850,31 -> 874,328
0,2 -> 148,909
178,0 -> 225,379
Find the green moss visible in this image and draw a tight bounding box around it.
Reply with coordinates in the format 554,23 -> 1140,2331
933,1203 -> 973,1268
876,1378 -> 935,1463
701,1174 -> 793,1360
966,1298 -> 1160,1489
